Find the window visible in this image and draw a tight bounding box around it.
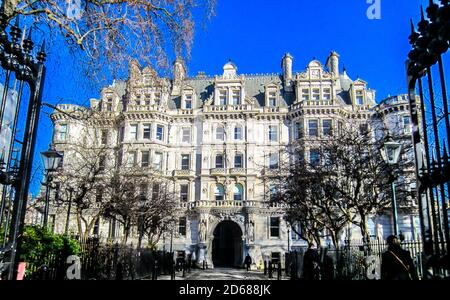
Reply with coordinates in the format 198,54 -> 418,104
57,151 -> 64,169
269,125 -> 278,142
215,185 -> 225,201
403,116 -> 411,134
234,126 -> 243,140
58,124 -> 67,141
101,130 -> 108,145
356,90 -> 364,105
127,151 -> 137,167
215,154 -> 224,168
216,126 -> 225,141
141,151 -> 150,167
295,122 -> 304,139
152,183 -> 160,200
219,90 -> 227,106
269,153 -> 279,170
140,183 -> 148,199
179,217 -> 187,236
323,119 -> 332,136
143,124 -> 151,139
234,184 -> 243,201
93,218 -> 100,236
312,88 -> 320,100
234,154 -> 243,168
359,123 -> 369,135
106,97 -> 113,111
302,89 -> 310,101
323,88 -> 331,101
310,149 -> 320,166
99,155 -> 106,171
96,188 -> 103,203
181,154 -> 190,170
130,124 -> 138,140
156,125 -> 164,141
231,90 -> 241,105
135,95 -> 142,106
291,223 -> 302,240
154,93 -> 161,106
180,184 -> 189,202
268,91 -> 277,107
308,120 -> 319,137
270,217 -> 280,237
144,94 -> 151,106
153,152 -> 163,170
109,219 -> 117,238
185,94 -> 193,109
269,185 -> 277,200
182,128 -> 191,143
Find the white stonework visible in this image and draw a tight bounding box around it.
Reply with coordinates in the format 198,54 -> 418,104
43,53 -> 419,268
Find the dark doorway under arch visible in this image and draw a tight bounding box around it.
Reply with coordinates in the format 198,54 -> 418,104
212,221 -> 243,268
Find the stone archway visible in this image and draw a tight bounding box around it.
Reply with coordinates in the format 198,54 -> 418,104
212,220 -> 244,268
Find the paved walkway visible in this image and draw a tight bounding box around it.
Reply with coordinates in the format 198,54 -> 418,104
168,268 -> 284,281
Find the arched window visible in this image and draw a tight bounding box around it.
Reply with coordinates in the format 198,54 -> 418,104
234,184 -> 243,201
216,126 -> 225,141
215,154 -> 224,168
215,185 -> 225,201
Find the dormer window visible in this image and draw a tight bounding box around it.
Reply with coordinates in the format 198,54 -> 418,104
154,93 -> 161,106
302,89 -> 310,101
184,94 -> 193,110
219,90 -> 227,106
356,90 -> 364,105
106,97 -> 113,111
323,88 -> 331,101
268,91 -> 277,108
312,88 -> 320,101
231,90 -> 241,105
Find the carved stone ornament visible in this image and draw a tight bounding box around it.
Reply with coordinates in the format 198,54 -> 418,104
204,95 -> 214,106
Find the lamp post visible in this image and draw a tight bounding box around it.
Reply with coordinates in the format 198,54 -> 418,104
381,136 -> 403,236
41,146 -> 63,228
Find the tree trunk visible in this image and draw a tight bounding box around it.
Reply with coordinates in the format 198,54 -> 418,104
76,210 -> 83,238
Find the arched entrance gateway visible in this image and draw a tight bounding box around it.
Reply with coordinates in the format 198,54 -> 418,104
212,221 -> 244,268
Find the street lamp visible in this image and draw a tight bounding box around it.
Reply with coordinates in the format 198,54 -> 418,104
41,146 -> 63,228
381,135 -> 402,236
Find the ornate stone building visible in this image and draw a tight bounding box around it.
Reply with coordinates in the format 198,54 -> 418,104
47,52 -> 419,268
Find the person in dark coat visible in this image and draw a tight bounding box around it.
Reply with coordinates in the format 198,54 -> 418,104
381,235 -> 418,280
303,246 -> 320,280
244,254 -> 252,271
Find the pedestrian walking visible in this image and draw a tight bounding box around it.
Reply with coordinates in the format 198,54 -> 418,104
381,235 -> 418,280
244,254 -> 252,271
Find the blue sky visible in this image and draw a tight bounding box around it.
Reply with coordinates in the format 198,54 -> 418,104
25,0 -> 431,195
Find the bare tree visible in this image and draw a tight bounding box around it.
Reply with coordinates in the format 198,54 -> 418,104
102,167 -> 178,247
2,0 -> 216,79
53,127 -> 114,239
273,119 -> 414,247
135,179 -> 177,249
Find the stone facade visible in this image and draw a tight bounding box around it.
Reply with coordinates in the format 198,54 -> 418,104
46,52 -> 419,268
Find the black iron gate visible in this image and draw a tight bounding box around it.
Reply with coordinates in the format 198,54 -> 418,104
0,3 -> 47,280
406,0 -> 450,279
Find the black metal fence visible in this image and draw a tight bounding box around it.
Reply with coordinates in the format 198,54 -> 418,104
22,237 -> 176,280
284,239 -> 449,280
